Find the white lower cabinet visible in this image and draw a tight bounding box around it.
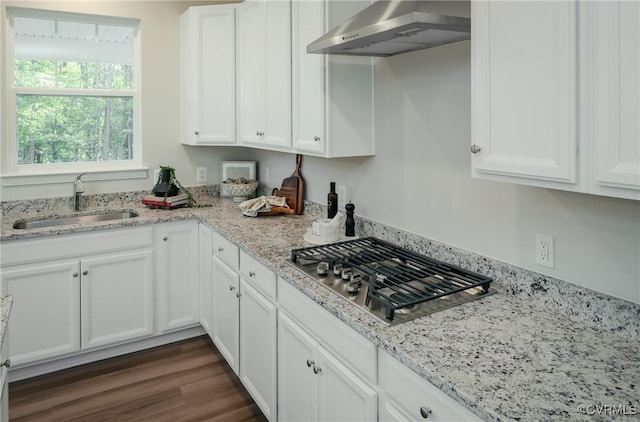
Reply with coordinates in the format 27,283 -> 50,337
0,328 -> 8,421
156,221 -> 200,333
198,223 -> 213,336
80,250 -> 154,350
239,279 -> 277,421
278,311 -> 377,422
278,311 -> 318,422
0,227 -> 155,367
211,254 -> 240,373
210,235 -> 277,421
378,349 -> 481,422
1,261 -> 80,366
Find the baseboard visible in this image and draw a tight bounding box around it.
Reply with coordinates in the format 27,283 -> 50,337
8,326 -> 206,382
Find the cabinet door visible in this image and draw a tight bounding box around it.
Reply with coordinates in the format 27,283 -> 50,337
199,224 -> 213,337
278,312 -> 319,422
588,1 -> 640,200
0,336 -> 6,422
180,5 -> 236,145
1,261 -> 80,366
472,1 -> 578,185
239,280 -> 277,421
237,0 -> 291,149
212,255 -> 240,374
263,0 -> 291,148
292,0 -> 326,154
317,347 -> 377,422
156,222 -> 199,333
237,0 -> 266,145
81,249 -> 154,350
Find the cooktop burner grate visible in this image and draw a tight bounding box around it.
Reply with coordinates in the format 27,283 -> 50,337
290,237 -> 493,323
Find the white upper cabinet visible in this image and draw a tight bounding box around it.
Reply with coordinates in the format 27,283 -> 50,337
586,1 -> 640,200
292,0 -> 375,157
180,5 -> 236,145
237,0 -> 291,149
472,0 -> 639,200
471,1 -> 578,185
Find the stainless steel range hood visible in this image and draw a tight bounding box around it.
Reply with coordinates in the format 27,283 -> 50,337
307,0 -> 471,57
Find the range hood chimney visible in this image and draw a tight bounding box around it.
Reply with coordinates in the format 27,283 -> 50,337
307,0 -> 471,57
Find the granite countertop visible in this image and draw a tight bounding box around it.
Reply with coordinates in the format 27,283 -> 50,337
1,197 -> 638,421
0,296 -> 13,355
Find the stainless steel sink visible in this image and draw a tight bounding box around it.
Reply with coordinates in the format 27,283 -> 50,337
12,211 -> 139,230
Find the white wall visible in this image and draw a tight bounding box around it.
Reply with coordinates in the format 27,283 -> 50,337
245,41 -> 640,304
0,0 -> 245,200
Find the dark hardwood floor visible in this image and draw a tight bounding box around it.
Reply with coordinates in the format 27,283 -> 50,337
8,336 -> 268,422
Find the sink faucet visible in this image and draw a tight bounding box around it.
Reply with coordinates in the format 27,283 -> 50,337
73,173 -> 86,211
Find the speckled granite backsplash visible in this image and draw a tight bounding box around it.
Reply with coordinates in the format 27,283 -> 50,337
2,191 -> 637,342
0,185 -> 219,217
303,200 -> 640,342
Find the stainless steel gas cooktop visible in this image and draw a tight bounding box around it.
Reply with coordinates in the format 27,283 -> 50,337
288,237 -> 493,325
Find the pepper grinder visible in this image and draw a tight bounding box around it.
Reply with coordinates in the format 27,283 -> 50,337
345,201 -> 355,237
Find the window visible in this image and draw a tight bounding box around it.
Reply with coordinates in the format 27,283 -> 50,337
6,8 -> 141,172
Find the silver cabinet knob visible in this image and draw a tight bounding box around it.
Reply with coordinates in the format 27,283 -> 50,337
470,144 -> 482,154
229,285 -> 236,291
314,136 -> 320,142
306,359 -> 314,368
420,407 -> 432,419
82,270 -> 88,276
218,247 -> 224,252
249,271 -> 256,277
73,273 -> 79,278
163,236 -> 168,241
236,292 -> 241,298
195,131 -> 200,135
313,365 -> 322,374
1,359 -> 10,368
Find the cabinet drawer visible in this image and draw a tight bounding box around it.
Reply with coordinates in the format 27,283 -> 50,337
1,227 -> 153,267
213,232 -> 239,270
278,279 -> 376,384
240,250 -> 276,302
378,349 -> 481,421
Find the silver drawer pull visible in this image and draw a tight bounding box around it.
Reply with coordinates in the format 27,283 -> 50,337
82,270 -> 88,276
73,273 -> 79,278
420,407 -> 432,419
229,285 -> 236,291
218,247 -> 224,252
1,359 -> 10,368
470,144 -> 481,154
314,136 -> 320,142
306,359 -> 314,368
249,271 -> 256,277
313,365 -> 322,374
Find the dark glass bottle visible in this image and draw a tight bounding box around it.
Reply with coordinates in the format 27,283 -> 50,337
327,182 -> 338,218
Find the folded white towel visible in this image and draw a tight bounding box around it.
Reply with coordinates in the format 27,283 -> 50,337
239,195 -> 289,217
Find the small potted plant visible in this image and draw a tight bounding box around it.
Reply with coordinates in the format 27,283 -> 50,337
153,165 -> 196,207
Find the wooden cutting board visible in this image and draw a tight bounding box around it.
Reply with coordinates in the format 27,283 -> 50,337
271,154 -> 304,215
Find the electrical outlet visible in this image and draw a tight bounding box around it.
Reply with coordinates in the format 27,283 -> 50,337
196,167 -> 207,183
337,185 -> 347,211
535,234 -> 554,268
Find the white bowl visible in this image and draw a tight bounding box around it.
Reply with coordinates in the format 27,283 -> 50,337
223,180 -> 259,202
